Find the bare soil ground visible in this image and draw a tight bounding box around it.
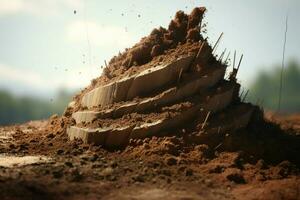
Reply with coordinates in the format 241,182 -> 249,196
0,113 -> 299,200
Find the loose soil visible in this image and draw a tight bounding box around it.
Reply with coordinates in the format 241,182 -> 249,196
0,113 -> 299,200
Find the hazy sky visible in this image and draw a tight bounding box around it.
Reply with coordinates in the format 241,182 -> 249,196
0,0 -> 299,98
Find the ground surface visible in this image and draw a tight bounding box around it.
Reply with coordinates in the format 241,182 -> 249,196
0,113 -> 299,200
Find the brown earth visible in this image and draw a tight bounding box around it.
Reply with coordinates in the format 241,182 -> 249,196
67,7 -> 237,149
0,113 -> 299,200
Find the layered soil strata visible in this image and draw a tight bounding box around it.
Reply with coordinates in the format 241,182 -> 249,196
66,8 -> 254,148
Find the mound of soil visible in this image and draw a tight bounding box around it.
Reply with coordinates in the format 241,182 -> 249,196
66,7 -> 250,149
71,7 -> 213,112
0,7 -> 299,200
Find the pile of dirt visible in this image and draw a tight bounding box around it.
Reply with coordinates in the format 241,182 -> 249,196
60,7 -> 300,166
105,7 -> 207,78
3,6 -> 294,169
66,7 -> 253,150
71,7 -> 214,112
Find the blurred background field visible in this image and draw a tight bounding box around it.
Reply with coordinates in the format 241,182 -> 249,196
248,60 -> 300,113
0,89 -> 74,125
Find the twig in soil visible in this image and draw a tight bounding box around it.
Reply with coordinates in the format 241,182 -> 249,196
218,48 -> 227,62
188,41 -> 205,72
177,68 -> 183,84
239,88 -> 245,99
224,51 -> 231,65
212,32 -> 224,54
196,41 -> 205,59
229,52 -> 242,80
237,54 -> 243,73
201,111 -> 211,130
214,143 -> 223,150
233,50 -> 236,70
104,60 -> 108,68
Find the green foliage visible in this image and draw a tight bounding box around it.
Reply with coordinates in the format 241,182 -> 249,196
0,89 -> 74,125
249,60 -> 300,113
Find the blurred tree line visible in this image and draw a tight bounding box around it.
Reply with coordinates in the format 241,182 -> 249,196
248,60 -> 300,113
0,89 -> 74,125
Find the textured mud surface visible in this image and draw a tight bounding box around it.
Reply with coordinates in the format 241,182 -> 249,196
0,114 -> 299,200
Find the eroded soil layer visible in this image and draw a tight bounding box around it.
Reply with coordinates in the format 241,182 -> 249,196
66,8 -> 248,146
